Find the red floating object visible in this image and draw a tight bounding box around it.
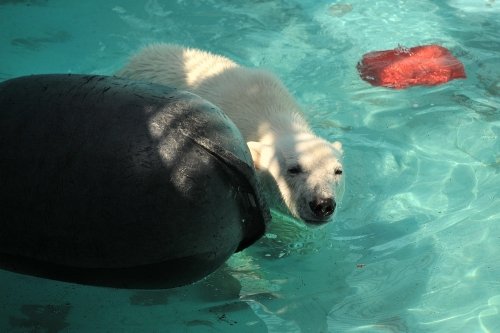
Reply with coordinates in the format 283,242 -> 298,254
357,45 -> 466,89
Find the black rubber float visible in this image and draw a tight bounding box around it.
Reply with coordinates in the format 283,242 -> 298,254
0,74 -> 270,288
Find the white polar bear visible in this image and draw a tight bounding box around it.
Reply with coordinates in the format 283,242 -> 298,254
117,44 -> 343,225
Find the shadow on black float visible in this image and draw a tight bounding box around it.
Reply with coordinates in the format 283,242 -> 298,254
0,74 -> 270,289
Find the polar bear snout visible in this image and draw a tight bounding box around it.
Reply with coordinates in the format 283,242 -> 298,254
309,197 -> 335,220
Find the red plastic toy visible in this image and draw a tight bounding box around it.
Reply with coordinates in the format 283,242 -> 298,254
357,45 -> 466,89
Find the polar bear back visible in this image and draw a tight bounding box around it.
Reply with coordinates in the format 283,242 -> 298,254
117,44 -> 238,91
117,44 -> 308,141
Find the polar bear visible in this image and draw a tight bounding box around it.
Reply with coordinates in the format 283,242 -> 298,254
117,44 -> 343,225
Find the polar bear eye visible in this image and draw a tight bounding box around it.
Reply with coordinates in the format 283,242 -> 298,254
288,165 -> 303,175
335,168 -> 343,175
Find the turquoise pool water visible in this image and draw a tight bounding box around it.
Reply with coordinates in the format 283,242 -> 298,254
1,0 -> 499,332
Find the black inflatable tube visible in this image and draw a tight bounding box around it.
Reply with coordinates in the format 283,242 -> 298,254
0,74 -> 270,288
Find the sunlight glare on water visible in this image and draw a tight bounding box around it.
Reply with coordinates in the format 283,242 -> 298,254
0,0 -> 499,332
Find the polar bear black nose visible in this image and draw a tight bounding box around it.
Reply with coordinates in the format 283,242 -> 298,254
309,198 -> 335,218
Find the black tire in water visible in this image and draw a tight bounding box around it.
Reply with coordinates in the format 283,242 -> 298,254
0,74 -> 270,288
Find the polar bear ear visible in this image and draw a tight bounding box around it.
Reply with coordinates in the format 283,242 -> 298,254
247,141 -> 263,170
331,141 -> 343,155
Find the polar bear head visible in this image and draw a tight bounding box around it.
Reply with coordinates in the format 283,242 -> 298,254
248,133 -> 343,225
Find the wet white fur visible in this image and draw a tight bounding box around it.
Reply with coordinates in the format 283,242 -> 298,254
117,44 -> 343,222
